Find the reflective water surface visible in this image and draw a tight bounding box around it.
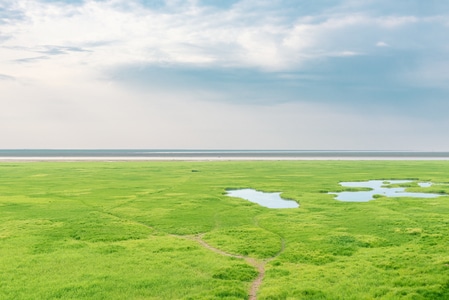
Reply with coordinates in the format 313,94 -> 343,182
226,189 -> 299,208
329,180 -> 443,202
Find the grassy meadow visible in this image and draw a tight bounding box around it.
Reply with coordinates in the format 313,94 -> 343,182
1,161 -> 449,299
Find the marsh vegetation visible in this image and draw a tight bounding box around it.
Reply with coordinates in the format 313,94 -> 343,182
1,161 -> 449,299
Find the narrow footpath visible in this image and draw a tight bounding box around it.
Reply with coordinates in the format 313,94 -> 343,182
185,234 -> 285,300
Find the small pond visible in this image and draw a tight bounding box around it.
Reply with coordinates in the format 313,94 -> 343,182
226,189 -> 299,209
329,180 -> 443,202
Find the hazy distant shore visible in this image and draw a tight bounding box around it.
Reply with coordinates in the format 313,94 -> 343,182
1,150 -> 449,161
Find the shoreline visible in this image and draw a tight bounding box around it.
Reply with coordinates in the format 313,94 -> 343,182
1,156 -> 449,162
2,150 -> 449,161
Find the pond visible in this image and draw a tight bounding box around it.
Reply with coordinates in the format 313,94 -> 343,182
329,180 -> 443,202
226,189 -> 299,208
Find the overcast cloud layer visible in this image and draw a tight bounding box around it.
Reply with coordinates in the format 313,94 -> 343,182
1,0 -> 448,150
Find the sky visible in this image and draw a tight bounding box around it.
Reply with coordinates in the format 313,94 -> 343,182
1,0 -> 448,150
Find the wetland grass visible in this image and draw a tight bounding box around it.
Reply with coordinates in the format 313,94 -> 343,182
1,161 -> 449,299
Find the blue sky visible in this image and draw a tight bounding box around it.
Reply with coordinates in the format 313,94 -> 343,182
1,0 -> 448,150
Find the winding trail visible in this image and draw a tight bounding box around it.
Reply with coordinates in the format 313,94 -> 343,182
249,238 -> 285,300
183,234 -> 285,300
74,175 -> 283,299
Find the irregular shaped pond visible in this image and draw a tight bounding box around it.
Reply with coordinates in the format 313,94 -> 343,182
329,180 -> 443,202
226,189 -> 299,208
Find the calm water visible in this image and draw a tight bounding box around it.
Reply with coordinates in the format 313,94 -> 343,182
226,189 -> 299,209
1,150 -> 449,160
329,180 -> 444,202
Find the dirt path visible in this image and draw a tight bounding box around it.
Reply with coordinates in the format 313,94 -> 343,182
248,261 -> 264,300
183,234 -> 285,300
248,238 -> 285,300
91,187 -> 282,300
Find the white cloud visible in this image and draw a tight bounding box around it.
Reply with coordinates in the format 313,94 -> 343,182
376,41 -> 389,47
2,0 -> 445,75
376,16 -> 418,28
1,0 -> 449,149
2,0 -> 448,96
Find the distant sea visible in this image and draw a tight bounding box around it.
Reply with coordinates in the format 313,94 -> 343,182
1,150 -> 449,160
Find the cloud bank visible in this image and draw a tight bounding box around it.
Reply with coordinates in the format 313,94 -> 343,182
1,0 -> 449,149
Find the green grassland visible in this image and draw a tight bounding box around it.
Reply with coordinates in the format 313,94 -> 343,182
1,161 -> 449,299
